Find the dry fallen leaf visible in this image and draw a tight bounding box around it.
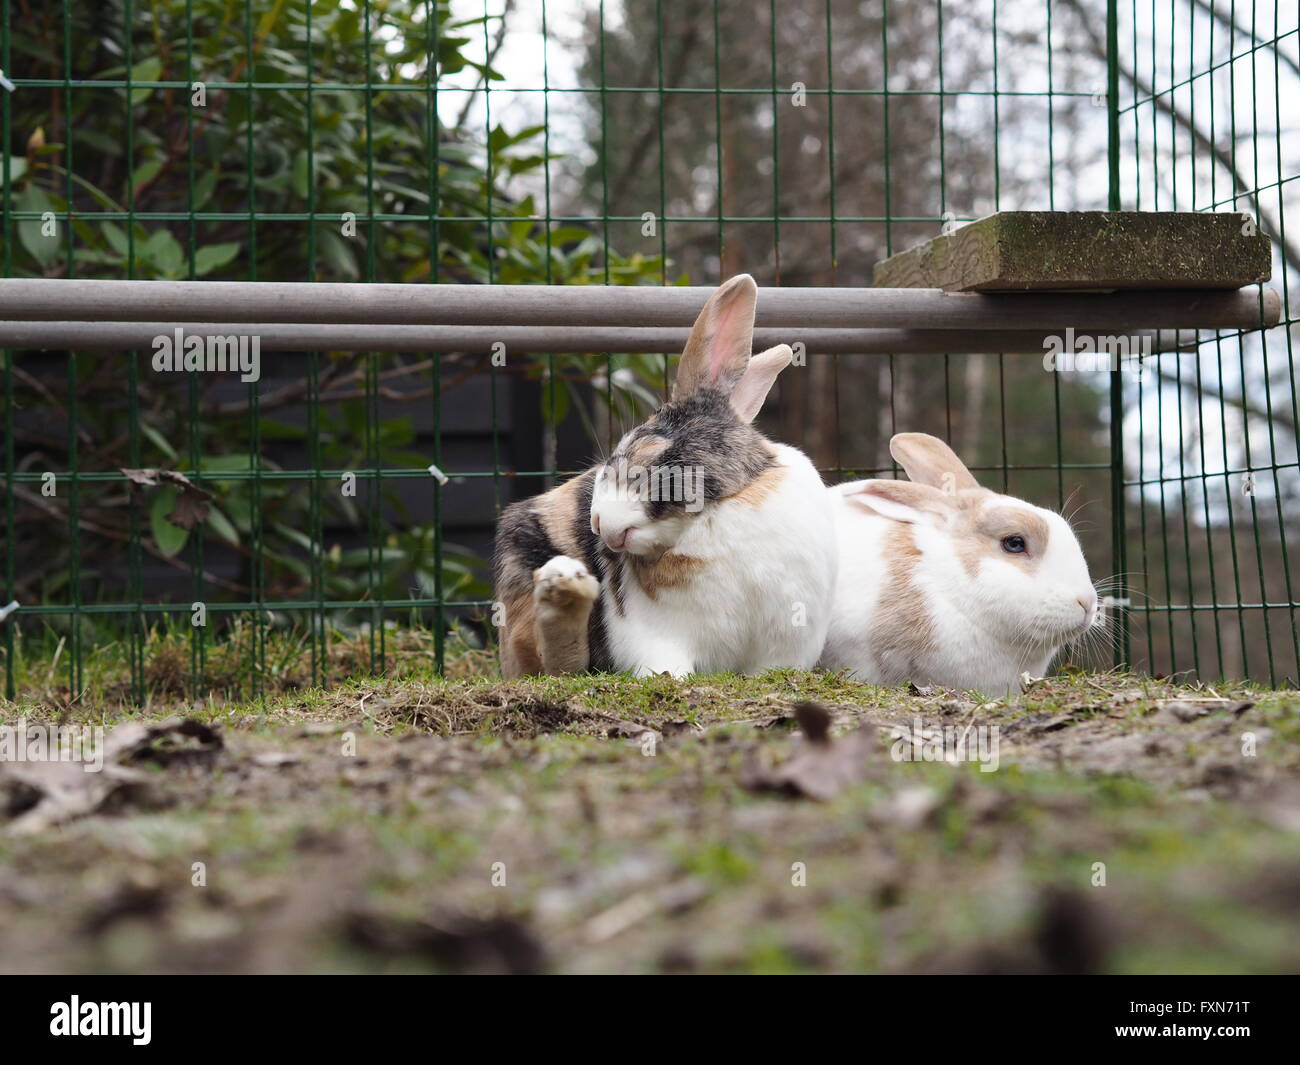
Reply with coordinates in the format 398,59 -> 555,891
343,910 -> 546,975
606,720 -> 659,740
1031,711 -> 1083,733
1154,699 -> 1253,724
114,716 -> 223,767
1,717 -> 222,835
753,713 -> 797,731
741,701 -> 875,801
120,467 -> 214,529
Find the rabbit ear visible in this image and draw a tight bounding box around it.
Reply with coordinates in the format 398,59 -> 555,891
889,433 -> 980,493
840,478 -> 955,525
728,344 -> 792,423
671,274 -> 758,402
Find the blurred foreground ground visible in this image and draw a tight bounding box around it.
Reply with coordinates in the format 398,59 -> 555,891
1,668 -> 1297,974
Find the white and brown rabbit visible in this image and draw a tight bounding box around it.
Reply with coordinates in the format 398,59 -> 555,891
494,274 -> 837,678
819,432 -> 1100,696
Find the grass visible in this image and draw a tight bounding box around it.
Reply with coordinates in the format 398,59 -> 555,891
0,628 -> 1297,973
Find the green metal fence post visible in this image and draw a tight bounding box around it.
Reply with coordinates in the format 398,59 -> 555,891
1106,0 -> 1130,671
1,0 -> 11,701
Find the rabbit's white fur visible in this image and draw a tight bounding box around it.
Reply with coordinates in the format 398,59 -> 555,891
819,433 -> 1098,696
600,442 -> 835,677
496,274 -> 837,678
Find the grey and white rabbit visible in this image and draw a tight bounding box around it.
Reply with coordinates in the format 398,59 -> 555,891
494,275 -> 837,678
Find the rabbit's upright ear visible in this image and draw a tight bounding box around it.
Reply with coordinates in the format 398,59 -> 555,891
728,344 -> 792,423
839,479 -> 955,525
889,433 -> 980,493
672,274 -> 758,402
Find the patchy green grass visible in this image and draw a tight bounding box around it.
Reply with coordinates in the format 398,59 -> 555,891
1,665 -> 1297,974
0,618 -> 495,711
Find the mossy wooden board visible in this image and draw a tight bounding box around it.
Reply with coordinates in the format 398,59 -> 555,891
873,211 -> 1272,292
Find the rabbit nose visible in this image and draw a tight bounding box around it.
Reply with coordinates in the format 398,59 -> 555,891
604,529 -> 629,551
1077,590 -> 1097,617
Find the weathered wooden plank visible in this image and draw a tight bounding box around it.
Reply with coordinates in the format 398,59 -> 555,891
873,211 -> 1273,292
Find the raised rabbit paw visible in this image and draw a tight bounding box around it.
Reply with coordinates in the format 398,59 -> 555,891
532,555 -> 599,614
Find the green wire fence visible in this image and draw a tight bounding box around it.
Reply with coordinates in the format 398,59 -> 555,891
1116,0 -> 1299,685
1,0 -> 1297,700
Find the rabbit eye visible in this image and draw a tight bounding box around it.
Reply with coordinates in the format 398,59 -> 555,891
1001,534 -> 1027,554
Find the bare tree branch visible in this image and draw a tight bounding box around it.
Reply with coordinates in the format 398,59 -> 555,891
1060,0 -> 1300,275
1154,361 -> 1297,436
453,0 -> 516,133
1189,0 -> 1300,86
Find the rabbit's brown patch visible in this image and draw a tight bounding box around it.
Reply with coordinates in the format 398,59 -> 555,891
870,524 -> 936,676
624,434 -> 672,469
956,499 -> 1050,577
500,590 -> 541,678
532,475 -> 586,559
630,551 -> 708,599
725,456 -> 786,508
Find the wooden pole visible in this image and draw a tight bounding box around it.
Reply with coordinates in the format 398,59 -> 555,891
0,279 -> 1279,331
0,321 -> 1204,355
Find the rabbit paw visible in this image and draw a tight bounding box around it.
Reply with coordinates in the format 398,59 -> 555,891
533,555 -> 599,614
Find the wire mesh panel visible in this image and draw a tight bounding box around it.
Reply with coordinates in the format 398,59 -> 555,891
1,0 -> 1296,698
1114,0 -> 1299,683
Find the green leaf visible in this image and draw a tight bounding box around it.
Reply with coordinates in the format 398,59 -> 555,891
73,129 -> 119,154
271,521 -> 315,553
206,506 -> 240,546
317,227 -> 358,280
101,221 -> 131,257
2,157 -> 27,184
549,225 -> 593,246
130,155 -> 164,191
140,422 -> 178,462
129,57 -> 163,106
488,123 -> 546,154
150,488 -> 189,557
199,454 -> 255,472
291,149 -> 311,199
255,0 -> 289,40
193,242 -> 242,277
16,185 -> 60,268
505,154 -> 548,176
379,416 -> 415,447
144,228 -> 184,277
223,492 -> 252,531
193,170 -> 218,210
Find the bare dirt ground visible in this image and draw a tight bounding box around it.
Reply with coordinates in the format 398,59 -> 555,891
1,669 -> 1298,973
